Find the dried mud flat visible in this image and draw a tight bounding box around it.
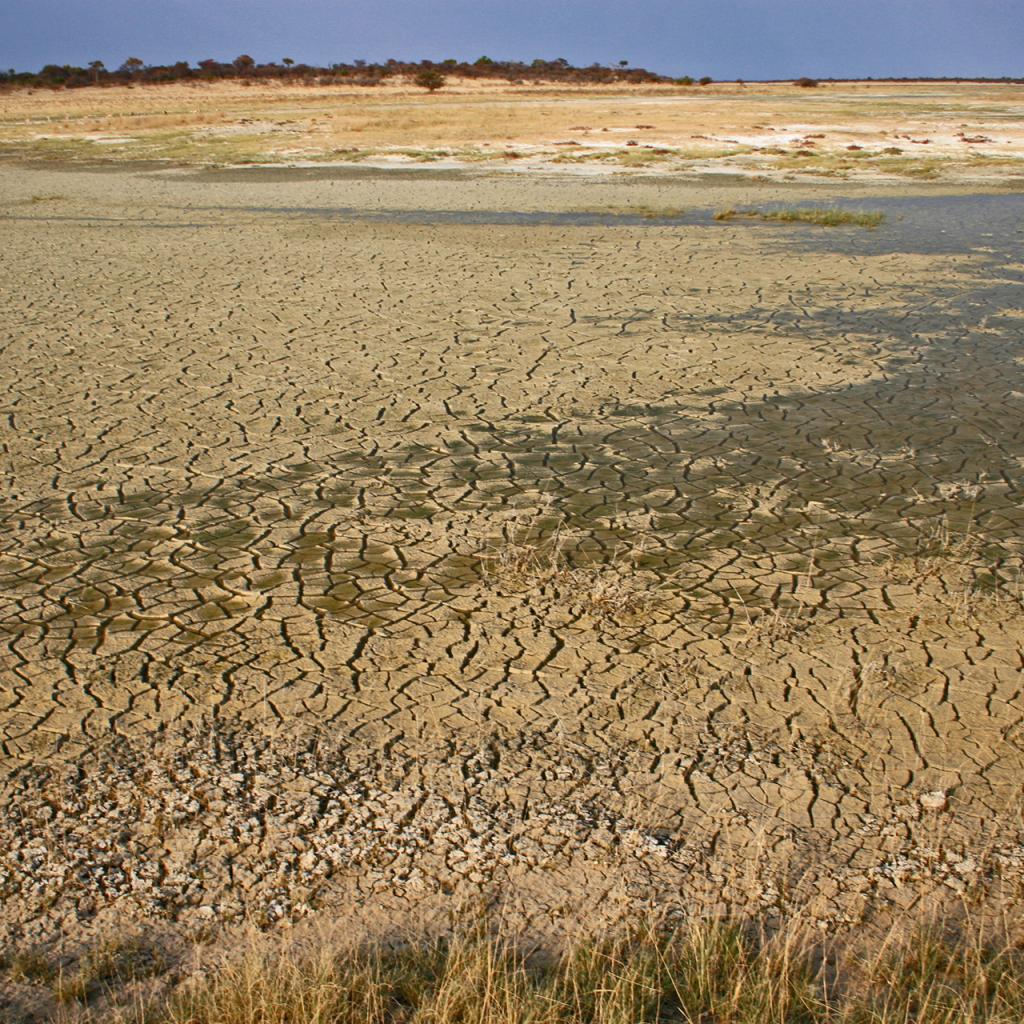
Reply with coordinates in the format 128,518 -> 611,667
1,163 -> 1024,1009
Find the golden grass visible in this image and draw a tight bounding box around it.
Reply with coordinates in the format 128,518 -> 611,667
31,913 -> 1022,1024
53,936 -> 166,1006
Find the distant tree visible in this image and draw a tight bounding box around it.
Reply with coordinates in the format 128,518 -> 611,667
120,57 -> 144,74
677,75 -> 694,85
794,77 -> 819,87
414,68 -> 446,92
233,54 -> 255,73
619,60 -> 629,67
283,57 -> 294,67
699,75 -> 713,85
474,55 -> 494,66
88,59 -> 104,84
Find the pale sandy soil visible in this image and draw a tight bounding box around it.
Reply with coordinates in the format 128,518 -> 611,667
0,160 -> 1023,1018
1,79 -> 1023,182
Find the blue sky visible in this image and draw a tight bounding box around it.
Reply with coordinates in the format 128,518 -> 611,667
2,0 -> 1021,79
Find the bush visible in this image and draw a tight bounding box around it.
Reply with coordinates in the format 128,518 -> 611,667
795,77 -> 819,87
413,69 -> 446,91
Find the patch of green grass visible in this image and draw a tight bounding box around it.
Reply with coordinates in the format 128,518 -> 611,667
761,150 -> 950,180
714,206 -> 885,228
612,149 -> 678,166
551,147 -> 684,166
870,156 -> 945,179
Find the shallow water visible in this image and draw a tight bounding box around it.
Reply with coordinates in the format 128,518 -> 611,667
211,191 -> 1024,257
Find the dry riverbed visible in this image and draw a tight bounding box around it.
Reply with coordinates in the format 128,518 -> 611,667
0,156 -> 1023,1019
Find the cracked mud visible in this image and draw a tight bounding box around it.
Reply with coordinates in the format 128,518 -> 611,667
1,166 -> 1023,950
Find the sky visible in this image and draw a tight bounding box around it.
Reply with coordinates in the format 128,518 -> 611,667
1,0 -> 1021,80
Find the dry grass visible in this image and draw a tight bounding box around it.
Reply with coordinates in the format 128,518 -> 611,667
6,945 -> 57,985
1,79 -> 1021,178
881,501 -> 1024,623
53,936 -> 166,1006
28,913 -> 1022,1024
479,502 -> 662,619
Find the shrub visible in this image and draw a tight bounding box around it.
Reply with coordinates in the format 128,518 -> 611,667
795,77 -> 820,87
413,69 -> 446,91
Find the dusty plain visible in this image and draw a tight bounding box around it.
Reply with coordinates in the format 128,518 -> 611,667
2,78 -> 1024,182
1,80 -> 1024,1017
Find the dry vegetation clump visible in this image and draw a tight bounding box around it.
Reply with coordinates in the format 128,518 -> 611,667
479,503 -> 662,619
734,603 -> 811,647
19,915 -> 1023,1024
53,936 -> 167,1007
5,945 -> 57,985
714,207 -> 885,228
879,496 -> 1023,622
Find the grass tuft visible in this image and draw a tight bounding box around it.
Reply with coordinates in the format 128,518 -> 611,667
53,936 -> 166,1005
479,502 -> 662,619
7,945 -> 57,985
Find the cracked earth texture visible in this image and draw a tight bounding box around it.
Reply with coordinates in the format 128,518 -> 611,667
1,166 -> 1023,951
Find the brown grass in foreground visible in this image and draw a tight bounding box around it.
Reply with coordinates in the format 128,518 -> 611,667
23,913 -> 1024,1024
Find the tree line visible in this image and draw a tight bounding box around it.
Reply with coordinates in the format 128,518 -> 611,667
0,55 -> 679,90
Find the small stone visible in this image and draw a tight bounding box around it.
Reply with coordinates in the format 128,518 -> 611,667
920,791 -> 948,812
